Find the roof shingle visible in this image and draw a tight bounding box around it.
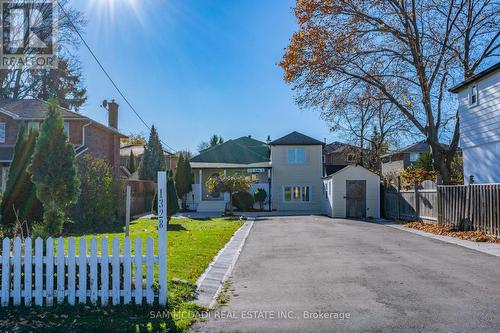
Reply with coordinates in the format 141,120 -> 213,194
270,131 -> 323,146
191,137 -> 269,164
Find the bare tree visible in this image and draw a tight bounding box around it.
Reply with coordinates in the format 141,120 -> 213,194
280,0 -> 499,183
0,0 -> 87,110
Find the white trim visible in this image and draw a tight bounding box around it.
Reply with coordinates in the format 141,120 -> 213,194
191,162 -> 271,168
282,184 -> 312,203
469,84 -> 479,107
322,164 -> 379,180
287,147 -> 305,164
0,108 -> 20,119
75,146 -> 89,157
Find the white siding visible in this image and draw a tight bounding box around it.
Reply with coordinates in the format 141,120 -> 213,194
462,141 -> 500,184
322,166 -> 380,218
458,71 -> 500,148
271,145 -> 323,211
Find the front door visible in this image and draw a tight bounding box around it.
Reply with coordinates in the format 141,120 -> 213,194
346,180 -> 366,218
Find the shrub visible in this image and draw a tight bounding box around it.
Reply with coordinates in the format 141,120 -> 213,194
253,189 -> 267,210
232,191 -> 254,211
70,155 -> 115,233
206,175 -> 251,215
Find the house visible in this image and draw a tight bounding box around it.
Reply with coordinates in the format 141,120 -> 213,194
449,62 -> 500,184
119,144 -> 178,179
322,165 -> 380,219
323,141 -> 365,175
0,98 -> 127,191
380,141 -> 429,177
187,132 -> 325,212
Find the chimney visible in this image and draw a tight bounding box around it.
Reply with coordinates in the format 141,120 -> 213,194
105,99 -> 118,129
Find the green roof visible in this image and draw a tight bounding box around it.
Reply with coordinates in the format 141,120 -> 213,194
191,136 -> 270,164
270,131 -> 323,146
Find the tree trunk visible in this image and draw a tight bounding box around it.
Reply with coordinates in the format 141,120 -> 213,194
430,144 -> 453,184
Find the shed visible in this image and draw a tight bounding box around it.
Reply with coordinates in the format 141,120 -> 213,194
322,165 -> 380,219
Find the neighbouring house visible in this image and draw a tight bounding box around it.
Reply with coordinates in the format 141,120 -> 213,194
450,62 -> 500,184
119,144 -> 178,179
323,141 -> 365,176
322,165 -> 380,219
0,98 -> 127,191
380,141 -> 429,177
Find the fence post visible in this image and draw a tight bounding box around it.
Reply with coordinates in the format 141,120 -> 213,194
436,176 -> 442,225
125,185 -> 131,237
414,180 -> 420,221
157,171 -> 168,306
1,238 -> 10,306
397,176 -> 401,221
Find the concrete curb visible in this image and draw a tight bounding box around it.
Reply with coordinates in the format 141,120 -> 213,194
381,221 -> 500,258
195,218 -> 255,308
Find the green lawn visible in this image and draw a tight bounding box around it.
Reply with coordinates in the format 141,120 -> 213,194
0,217 -> 244,332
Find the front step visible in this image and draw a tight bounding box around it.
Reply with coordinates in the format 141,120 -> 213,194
196,201 -> 227,212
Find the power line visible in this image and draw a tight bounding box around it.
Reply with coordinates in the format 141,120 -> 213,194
56,1 -> 177,153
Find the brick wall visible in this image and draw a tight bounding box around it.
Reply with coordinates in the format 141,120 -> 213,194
84,124 -> 121,177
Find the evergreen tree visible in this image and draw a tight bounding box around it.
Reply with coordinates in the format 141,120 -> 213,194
129,150 -> 137,174
139,126 -> 166,182
0,125 -> 43,237
174,153 -> 193,210
167,170 -> 180,219
28,100 -> 80,236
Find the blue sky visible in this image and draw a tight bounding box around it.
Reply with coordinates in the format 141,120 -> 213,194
72,0 -> 335,153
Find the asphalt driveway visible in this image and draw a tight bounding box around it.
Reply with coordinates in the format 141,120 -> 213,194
192,216 -> 500,333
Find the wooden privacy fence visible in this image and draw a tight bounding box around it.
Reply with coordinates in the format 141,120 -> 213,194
384,180 -> 438,223
439,184 -> 500,236
121,180 -> 156,216
383,179 -> 500,237
0,236 -> 161,307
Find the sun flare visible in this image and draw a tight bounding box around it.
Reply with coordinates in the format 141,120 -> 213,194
86,0 -> 144,28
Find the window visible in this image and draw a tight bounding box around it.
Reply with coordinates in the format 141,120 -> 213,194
27,121 -> 39,131
470,85 -> 478,106
287,148 -> 305,164
409,152 -> 420,162
283,185 -> 311,202
284,186 -> 291,201
0,123 -> 5,143
64,122 -> 70,136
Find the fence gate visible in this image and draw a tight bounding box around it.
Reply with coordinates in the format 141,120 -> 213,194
0,171 -> 168,307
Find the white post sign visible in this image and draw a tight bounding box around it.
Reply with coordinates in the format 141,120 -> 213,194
157,171 -> 167,306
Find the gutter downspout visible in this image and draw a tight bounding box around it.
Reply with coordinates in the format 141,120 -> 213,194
82,121 -> 92,148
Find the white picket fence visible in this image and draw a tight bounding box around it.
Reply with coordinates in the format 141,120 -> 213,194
0,235 -> 163,307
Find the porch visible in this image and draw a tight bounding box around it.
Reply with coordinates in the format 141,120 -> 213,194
184,167 -> 272,212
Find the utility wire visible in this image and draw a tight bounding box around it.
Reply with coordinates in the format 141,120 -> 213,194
56,1 -> 177,153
